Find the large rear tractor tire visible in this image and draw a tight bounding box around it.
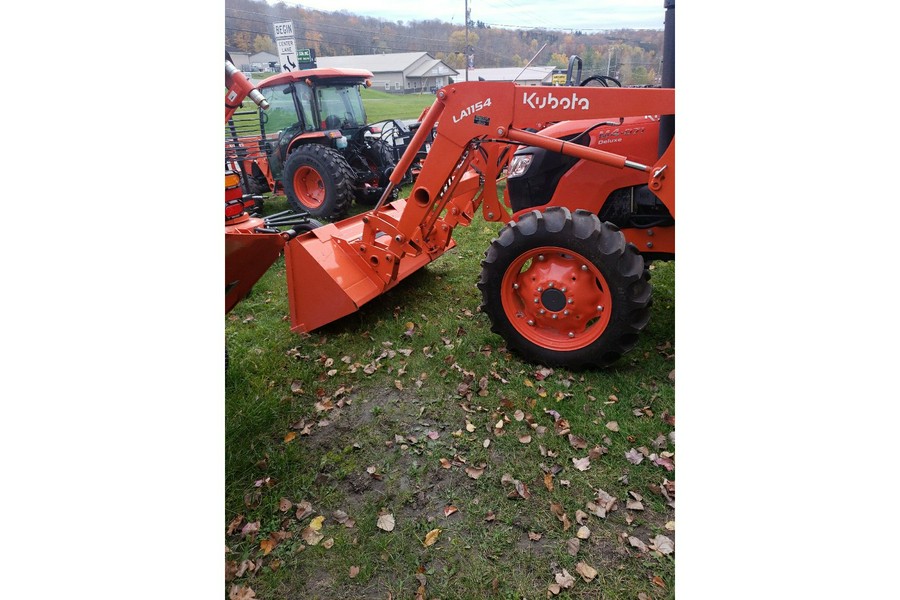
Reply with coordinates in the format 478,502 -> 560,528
478,207 -> 651,369
283,145 -> 354,220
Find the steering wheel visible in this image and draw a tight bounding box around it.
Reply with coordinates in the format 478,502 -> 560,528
579,75 -> 623,88
324,114 -> 342,129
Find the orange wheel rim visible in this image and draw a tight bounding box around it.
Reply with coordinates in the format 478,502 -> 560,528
500,246 -> 612,351
292,166 -> 325,208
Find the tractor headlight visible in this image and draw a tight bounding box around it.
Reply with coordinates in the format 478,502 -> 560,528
508,154 -> 533,178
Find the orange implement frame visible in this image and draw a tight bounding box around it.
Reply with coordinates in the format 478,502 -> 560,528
284,81 -> 675,333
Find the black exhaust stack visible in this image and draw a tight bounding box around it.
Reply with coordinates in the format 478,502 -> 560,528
658,0 -> 675,158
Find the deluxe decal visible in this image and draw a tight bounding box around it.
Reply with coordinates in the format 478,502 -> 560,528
452,98 -> 493,123
522,91 -> 590,110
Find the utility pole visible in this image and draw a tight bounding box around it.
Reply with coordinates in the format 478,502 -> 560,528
465,0 -> 470,81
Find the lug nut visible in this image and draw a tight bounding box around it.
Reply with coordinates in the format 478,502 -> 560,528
581,265 -> 588,271
513,283 -> 519,290
597,305 -> 604,312
527,320 -> 534,326
568,332 -> 575,338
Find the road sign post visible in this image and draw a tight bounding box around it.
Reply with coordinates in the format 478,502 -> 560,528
274,21 -> 297,72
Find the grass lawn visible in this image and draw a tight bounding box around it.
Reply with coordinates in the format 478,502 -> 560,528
225,181 -> 676,598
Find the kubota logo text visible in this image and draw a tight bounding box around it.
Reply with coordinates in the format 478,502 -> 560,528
523,91 -> 590,111
452,98 -> 492,123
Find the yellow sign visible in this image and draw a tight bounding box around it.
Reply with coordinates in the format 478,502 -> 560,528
551,74 -> 567,86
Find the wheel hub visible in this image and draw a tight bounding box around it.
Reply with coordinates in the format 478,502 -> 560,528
540,287 -> 567,312
501,247 -> 613,351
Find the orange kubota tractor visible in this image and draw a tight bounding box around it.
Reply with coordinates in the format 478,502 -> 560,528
228,2 -> 675,369
225,63 -> 430,220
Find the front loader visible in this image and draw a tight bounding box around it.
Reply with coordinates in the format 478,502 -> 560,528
282,80 -> 674,369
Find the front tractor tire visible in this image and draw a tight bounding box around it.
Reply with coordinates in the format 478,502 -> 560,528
283,145 -> 354,220
478,207 -> 651,369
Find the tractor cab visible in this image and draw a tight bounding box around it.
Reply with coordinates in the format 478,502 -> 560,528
254,68 -> 375,176
226,66 -> 428,219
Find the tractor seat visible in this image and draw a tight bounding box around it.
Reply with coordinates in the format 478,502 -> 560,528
324,115 -> 342,130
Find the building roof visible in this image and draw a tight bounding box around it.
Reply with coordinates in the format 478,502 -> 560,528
316,52 -> 457,77
468,66 -> 556,83
406,58 -> 459,78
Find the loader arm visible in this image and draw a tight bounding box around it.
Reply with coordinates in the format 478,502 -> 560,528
284,81 -> 674,333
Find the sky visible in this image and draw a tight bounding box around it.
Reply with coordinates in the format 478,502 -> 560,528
267,0 -> 667,31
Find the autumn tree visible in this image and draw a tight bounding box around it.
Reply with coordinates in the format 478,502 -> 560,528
232,31 -> 252,52
253,34 -> 275,53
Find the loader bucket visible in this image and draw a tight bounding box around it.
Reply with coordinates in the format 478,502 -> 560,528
226,229 -> 286,314
284,198 -> 457,333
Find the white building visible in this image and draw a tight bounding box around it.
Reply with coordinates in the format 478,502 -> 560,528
315,52 -> 459,94
467,66 -> 558,86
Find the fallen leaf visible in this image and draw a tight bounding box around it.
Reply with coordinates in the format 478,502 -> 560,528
309,516 -> 325,531
548,583 -> 561,596
485,511 -> 496,522
572,457 -> 591,471
295,501 -> 313,521
229,584 -> 256,600
439,458 -> 452,469
284,431 -> 297,443
301,527 -> 323,546
483,439 -> 491,448
349,566 -> 360,578
240,521 -> 260,538
528,531 -> 542,541
465,421 -> 476,433
568,434 -> 588,449
513,480 -> 531,500
628,536 -> 648,552
543,472 -> 554,491
652,575 -> 667,588
625,448 -> 644,465
575,510 -> 588,525
226,559 -> 238,582
555,569 -> 575,589
322,538 -> 334,549
376,513 -> 395,532
514,409 -> 525,421
665,520 -> 675,531
259,538 -> 275,556
278,498 -> 292,512
226,514 -> 244,536
566,538 -> 581,556
575,561 -> 598,582
576,526 -> 591,539
465,466 -> 485,480
423,528 -> 442,547
626,499 -> 644,511
649,534 -> 675,555
444,505 -> 458,517
519,434 -> 532,444
605,421 -> 619,432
